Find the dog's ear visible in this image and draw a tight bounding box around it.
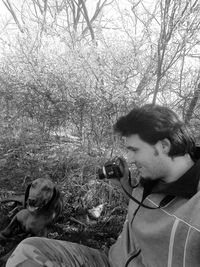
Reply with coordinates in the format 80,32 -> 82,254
51,187 -> 63,218
24,183 -> 31,208
45,186 -> 63,214
43,186 -> 63,220
47,187 -> 60,207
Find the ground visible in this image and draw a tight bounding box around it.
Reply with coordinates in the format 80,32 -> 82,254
0,140 -> 128,263
0,176 -> 127,262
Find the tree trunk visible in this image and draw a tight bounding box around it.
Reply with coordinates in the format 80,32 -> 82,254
184,82 -> 200,123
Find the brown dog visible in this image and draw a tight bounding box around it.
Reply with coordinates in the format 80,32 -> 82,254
0,178 -> 63,239
0,178 -> 63,265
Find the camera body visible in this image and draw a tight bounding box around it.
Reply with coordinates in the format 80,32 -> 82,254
97,158 -> 123,180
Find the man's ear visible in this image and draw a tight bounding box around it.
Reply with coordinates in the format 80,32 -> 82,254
159,138 -> 171,154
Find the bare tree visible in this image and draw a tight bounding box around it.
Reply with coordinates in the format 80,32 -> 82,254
2,0 -> 112,44
2,0 -> 24,32
128,0 -> 200,104
184,78 -> 200,124
152,0 -> 200,104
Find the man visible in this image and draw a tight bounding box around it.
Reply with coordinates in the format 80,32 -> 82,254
6,104 -> 200,267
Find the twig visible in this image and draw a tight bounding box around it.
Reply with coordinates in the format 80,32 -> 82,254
69,216 -> 87,227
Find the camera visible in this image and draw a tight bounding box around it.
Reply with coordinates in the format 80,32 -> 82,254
97,158 -> 124,180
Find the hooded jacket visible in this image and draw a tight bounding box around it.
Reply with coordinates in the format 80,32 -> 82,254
108,157 -> 200,267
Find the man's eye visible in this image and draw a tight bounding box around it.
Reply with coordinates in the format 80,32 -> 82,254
130,148 -> 138,152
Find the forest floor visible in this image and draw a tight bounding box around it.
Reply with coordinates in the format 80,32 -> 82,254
0,172 -> 127,261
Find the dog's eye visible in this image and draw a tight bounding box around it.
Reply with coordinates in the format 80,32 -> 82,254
31,183 -> 37,188
43,186 -> 51,192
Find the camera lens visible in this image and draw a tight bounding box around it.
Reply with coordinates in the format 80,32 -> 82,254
97,168 -> 106,179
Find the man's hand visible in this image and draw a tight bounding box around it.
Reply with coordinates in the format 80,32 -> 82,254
109,157 -> 133,196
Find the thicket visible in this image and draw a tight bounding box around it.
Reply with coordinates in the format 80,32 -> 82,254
0,0 -> 200,253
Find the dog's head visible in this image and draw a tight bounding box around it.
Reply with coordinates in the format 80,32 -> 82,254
24,178 -> 61,214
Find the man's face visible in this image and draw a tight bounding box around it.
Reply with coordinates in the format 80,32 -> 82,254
125,134 -> 170,181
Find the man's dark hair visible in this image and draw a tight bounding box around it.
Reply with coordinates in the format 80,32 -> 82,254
114,104 -> 195,157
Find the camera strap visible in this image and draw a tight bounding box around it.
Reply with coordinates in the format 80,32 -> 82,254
121,183 -> 157,209
121,181 -> 176,267
121,183 -> 175,210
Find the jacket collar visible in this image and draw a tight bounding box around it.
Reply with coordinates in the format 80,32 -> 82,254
141,159 -> 200,199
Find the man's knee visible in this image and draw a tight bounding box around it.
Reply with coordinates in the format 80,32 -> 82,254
6,237 -> 47,267
20,236 -> 43,245
7,237 -> 110,267
18,236 -> 46,246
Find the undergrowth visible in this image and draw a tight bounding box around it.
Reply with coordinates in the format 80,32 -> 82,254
0,135 -> 128,260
